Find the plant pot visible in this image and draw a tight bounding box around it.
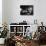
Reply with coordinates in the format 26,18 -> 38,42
0,38 -> 5,44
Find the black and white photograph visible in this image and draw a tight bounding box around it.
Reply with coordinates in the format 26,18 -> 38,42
20,5 -> 33,15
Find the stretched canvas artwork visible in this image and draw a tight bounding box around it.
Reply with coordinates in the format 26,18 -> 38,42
20,5 -> 33,15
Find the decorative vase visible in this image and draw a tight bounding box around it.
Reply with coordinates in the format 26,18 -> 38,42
0,38 -> 5,44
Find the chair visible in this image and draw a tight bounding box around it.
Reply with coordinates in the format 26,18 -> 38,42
5,38 -> 15,46
38,26 -> 46,45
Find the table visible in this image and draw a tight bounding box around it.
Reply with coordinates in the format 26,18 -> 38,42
13,39 -> 32,46
12,39 -> 39,46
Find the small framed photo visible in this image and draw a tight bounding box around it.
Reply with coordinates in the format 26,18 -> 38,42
20,5 -> 33,15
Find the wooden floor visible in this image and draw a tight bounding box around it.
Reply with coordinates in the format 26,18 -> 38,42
31,40 -> 46,46
0,44 -> 46,46
40,45 -> 46,46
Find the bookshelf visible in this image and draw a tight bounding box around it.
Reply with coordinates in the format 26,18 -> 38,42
9,25 -> 30,37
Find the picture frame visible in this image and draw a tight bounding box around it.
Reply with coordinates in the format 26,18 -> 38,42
20,5 -> 33,15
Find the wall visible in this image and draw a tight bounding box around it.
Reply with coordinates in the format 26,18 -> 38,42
2,0 -> 8,24
3,0 -> 46,26
0,0 -> 2,27
7,0 -> 38,24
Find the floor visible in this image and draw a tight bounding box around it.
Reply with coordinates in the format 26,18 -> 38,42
0,44 -> 46,46
40,45 -> 46,46
31,40 -> 46,46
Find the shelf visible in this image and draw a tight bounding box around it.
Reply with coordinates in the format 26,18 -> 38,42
9,25 -> 31,36
10,32 -> 23,33
10,32 -> 15,33
16,32 -> 23,33
9,25 -> 31,26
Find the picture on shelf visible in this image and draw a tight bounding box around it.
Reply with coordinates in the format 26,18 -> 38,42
20,5 -> 33,15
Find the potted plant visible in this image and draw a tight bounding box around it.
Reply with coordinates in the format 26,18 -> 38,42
0,23 -> 9,44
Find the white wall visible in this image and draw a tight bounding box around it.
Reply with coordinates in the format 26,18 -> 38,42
3,0 -> 46,26
2,0 -> 8,24
0,0 -> 2,27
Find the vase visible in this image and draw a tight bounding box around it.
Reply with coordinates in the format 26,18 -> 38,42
0,38 -> 5,44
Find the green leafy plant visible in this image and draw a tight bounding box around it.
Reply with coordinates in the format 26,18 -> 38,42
0,23 -> 9,38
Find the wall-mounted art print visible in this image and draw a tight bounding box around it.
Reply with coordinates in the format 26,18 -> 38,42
20,5 -> 33,15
